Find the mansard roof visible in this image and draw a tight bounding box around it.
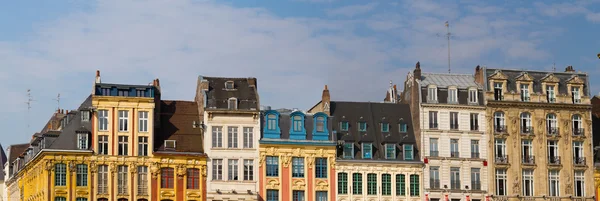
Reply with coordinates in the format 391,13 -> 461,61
485,68 -> 589,96
260,109 -> 335,144
48,95 -> 93,150
420,73 -> 482,89
155,100 -> 204,153
199,76 -> 259,111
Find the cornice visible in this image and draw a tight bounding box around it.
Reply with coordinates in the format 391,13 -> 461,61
486,100 -> 592,110
421,103 -> 485,110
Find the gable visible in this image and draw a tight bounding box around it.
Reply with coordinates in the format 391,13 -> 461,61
566,75 -> 585,85
515,72 -> 534,82
540,74 -> 560,83
488,70 -> 508,80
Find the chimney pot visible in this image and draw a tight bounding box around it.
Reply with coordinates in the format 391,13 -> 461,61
416,61 -> 421,69
96,70 -> 100,77
324,85 -> 328,90
155,78 -> 160,87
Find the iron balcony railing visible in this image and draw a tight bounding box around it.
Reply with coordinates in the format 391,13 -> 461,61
548,156 -> 561,165
573,128 -> 585,136
522,155 -> 535,165
494,125 -> 507,134
548,97 -> 556,103
430,179 -> 441,189
547,127 -> 559,136
521,96 -> 530,102
471,181 -> 481,190
521,126 -> 534,135
471,152 -> 480,159
451,151 -> 460,158
574,157 -> 586,166
495,155 -> 509,164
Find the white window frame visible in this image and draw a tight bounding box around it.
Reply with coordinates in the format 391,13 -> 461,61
228,98 -> 238,110
495,139 -> 506,158
243,159 -> 254,181
98,110 -> 108,131
572,86 -> 581,103
448,87 -> 458,103
118,110 -> 129,132
98,165 -> 108,194
468,88 -> 478,104
228,159 -> 239,181
547,114 -> 557,130
212,126 -> 223,148
118,136 -> 128,156
427,86 -> 438,103
429,138 -> 438,157
81,110 -> 90,122
138,136 -> 148,156
77,133 -> 88,150
522,140 -> 533,160
137,166 -> 148,195
225,81 -> 234,90
574,171 -> 585,197
228,127 -> 238,148
243,127 -> 253,148
548,170 -> 559,197
521,112 -> 532,132
573,141 -> 584,160
547,140 -> 558,162
572,115 -> 582,131
138,111 -> 148,132
522,170 -> 534,196
547,85 -> 556,103
117,165 -> 128,195
213,159 -> 223,180
496,169 -> 507,196
98,135 -> 109,155
164,140 -> 176,150
520,83 -> 530,101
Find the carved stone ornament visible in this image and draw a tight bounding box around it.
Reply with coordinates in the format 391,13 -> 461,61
199,165 -> 207,177
266,147 -> 277,155
109,163 -> 117,173
566,75 -> 585,84
292,179 -> 306,190
315,180 -> 329,191
489,70 -> 508,80
516,72 -> 534,82
89,161 -> 98,173
541,74 -> 560,83
130,164 -> 138,174
266,179 -> 280,189
281,154 -> 292,168
150,162 -> 160,178
306,154 -> 315,167
565,176 -> 572,194
315,149 -> 324,157
176,165 -> 187,177
259,153 -> 266,167
45,160 -> 55,171
512,176 -> 520,194
329,156 -> 336,169
292,148 -> 302,156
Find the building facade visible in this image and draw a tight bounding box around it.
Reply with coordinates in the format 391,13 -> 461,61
196,76 -> 261,201
259,102 -> 337,201
481,66 -> 595,200
402,63 -> 489,201
309,85 -> 424,201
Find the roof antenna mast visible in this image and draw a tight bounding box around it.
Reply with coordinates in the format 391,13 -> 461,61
25,89 -> 35,129
446,21 -> 451,74
53,93 -> 61,110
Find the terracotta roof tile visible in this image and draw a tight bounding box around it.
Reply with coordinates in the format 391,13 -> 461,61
155,100 -> 203,153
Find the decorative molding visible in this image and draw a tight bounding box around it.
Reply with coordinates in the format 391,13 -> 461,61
281,154 -> 292,168
541,74 -> 560,83
266,179 -> 280,189
291,179 -> 306,190
566,75 -> 585,84
259,153 -> 266,167
488,70 -> 508,80
515,72 -> 533,82
315,180 -> 329,191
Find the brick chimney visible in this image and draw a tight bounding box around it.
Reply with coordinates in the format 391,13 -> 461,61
152,78 -> 162,128
474,65 -> 484,85
322,85 -> 331,115
247,77 -> 257,88
95,70 -> 101,83
414,61 -> 422,80
195,76 -> 210,123
565,66 -> 575,73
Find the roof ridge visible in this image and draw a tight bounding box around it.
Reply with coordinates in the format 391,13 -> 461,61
486,68 -> 587,76
422,72 -> 474,76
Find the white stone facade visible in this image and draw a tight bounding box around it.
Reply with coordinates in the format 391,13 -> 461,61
204,112 -> 261,201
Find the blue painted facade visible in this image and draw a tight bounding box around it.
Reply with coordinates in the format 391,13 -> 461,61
94,83 -> 155,98
260,109 -> 334,145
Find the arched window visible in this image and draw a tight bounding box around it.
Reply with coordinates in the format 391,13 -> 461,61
572,114 -> 582,135
521,112 -> 532,134
289,112 -> 306,140
494,112 -> 505,132
263,111 -> 281,138
546,114 -> 558,135
292,115 -> 303,132
313,112 -> 329,140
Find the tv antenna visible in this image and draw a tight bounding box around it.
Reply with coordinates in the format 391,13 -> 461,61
53,93 -> 61,110
445,21 -> 451,74
25,89 -> 36,128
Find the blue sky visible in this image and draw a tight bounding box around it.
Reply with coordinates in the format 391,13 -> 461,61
0,0 -> 599,147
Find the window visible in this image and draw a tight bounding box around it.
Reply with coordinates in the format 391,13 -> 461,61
399,123 -> 407,132
522,170 -> 533,196
428,87 -> 438,103
358,122 -> 367,131
521,112 -> 532,134
76,198 -> 87,201
471,168 -> 481,190
138,137 -> 148,156
98,110 -> 108,131
381,174 -> 391,195
521,84 -> 530,101
136,89 -> 145,97
448,88 -> 458,103
292,157 -> 304,177
160,168 -> 174,188
338,173 -> 348,194
522,140 -> 533,164
228,159 -> 239,180
292,115 -> 303,132
468,89 -> 478,103
118,89 -> 129,96
315,158 -> 327,178
450,139 -> 459,157
55,197 -> 66,201
98,135 -> 109,155
267,190 -> 279,201
212,159 -> 223,180
77,133 -> 88,150
429,111 -> 438,129
381,122 -> 389,132
495,139 -> 507,162
316,191 -> 327,201
450,167 -> 460,189
343,143 -> 353,159
404,144 -> 413,160
55,163 -> 66,186
362,143 -> 372,159
547,114 -> 558,135
572,115 -> 583,135
118,110 -> 128,131
138,111 -> 148,132
547,85 -> 556,103
340,121 -> 349,131
293,191 -> 305,201
266,114 -> 278,131
316,116 -> 325,132
225,81 -> 234,89
409,174 -> 419,196
243,159 -> 254,181
76,164 -> 88,186
118,136 -> 128,156
118,166 -> 128,194
385,144 -> 396,159
228,127 -> 238,148
573,141 -> 584,164
494,112 -> 505,132
212,126 -> 223,148
450,112 -> 459,130
574,171 -> 584,197
548,170 -> 559,197
266,156 -> 278,177
352,173 -> 362,195
98,165 -> 108,194
572,86 -> 581,103
81,111 -> 90,122
494,82 -> 503,100
228,98 -> 237,110
367,173 -> 377,195
548,141 -> 559,164
101,88 -> 110,96
430,167 -> 440,189
496,169 -> 507,196
470,113 -> 479,131
396,174 -> 405,196
430,138 -> 439,157
138,166 -> 148,195
243,127 -> 253,148
471,140 -> 480,158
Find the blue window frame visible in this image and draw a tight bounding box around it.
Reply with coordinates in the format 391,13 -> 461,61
381,123 -> 389,132
264,111 -> 281,138
266,156 -> 279,177
362,143 -> 372,159
293,190 -> 304,201
340,121 -> 349,131
404,144 -> 414,160
290,112 -> 306,140
313,113 -> 329,140
267,189 -> 279,201
315,158 -> 327,178
293,115 -> 303,132
267,114 -> 277,130
316,191 -> 328,201
385,144 -> 396,159
343,143 -> 353,159
399,123 -> 407,132
292,157 -> 304,177
358,122 -> 367,131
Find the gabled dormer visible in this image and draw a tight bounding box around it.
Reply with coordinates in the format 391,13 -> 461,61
263,110 -> 281,139
567,74 -> 585,104
225,80 -> 235,90
312,112 -> 329,140
289,111 -> 307,140
541,73 -> 560,103
488,70 -> 508,101
516,72 -> 533,102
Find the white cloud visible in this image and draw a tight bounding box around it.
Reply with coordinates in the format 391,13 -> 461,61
327,2 -> 379,17
293,0 -> 337,3
534,1 -> 600,23
467,5 -> 504,14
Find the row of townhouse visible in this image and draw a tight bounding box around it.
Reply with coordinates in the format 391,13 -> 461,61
0,63 -> 597,201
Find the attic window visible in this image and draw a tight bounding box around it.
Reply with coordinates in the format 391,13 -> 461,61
81,111 -> 90,122
77,133 -> 88,150
165,140 -> 176,150
228,98 -> 238,110
225,81 -> 235,90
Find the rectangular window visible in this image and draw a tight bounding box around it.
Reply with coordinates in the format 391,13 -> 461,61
228,159 -> 239,181
399,123 -> 407,132
56,197 -> 66,201
136,89 -> 145,97
362,143 -> 372,159
547,85 -> 556,103
430,138 -> 438,157
101,88 -> 110,96
450,167 -> 460,189
316,116 -> 325,132
117,166 -> 128,194
572,87 -> 581,103
496,169 -> 507,196
381,122 -> 389,132
428,87 -> 438,102
228,98 -> 237,110
470,113 -> 479,131
315,158 -> 327,178
293,190 -> 305,201
212,126 -> 223,148
548,140 -> 559,164
81,110 -> 90,122
316,191 -> 327,201
471,140 -> 479,159
367,173 -> 377,195
471,168 -> 481,190
98,165 -> 108,194
494,82 -> 503,100
548,170 -> 559,197
429,111 -> 438,129
160,168 -> 174,189
522,140 -> 533,164
243,127 -> 253,148
338,173 -> 348,194
450,139 -> 459,157
352,173 -> 362,195
267,190 -> 279,201
266,156 -> 279,177
574,171 -> 584,197
98,135 -> 109,155
138,111 -> 148,132
118,136 -> 128,156
228,127 -> 238,148
76,164 -> 88,186
430,166 -> 440,189
243,159 -> 254,181
495,139 -> 507,159
358,122 -> 367,131
118,110 -> 128,131
396,174 -> 406,195
118,89 -> 129,96
212,159 -> 223,180
385,144 -> 396,159
293,116 -> 303,132
343,143 -> 353,159
77,133 -> 88,150
404,144 -> 413,160
292,157 -> 304,177
522,170 -> 533,196
410,174 -> 419,196
468,89 -> 478,103
448,88 -> 458,103
573,141 -> 584,164
138,136 -> 148,156
340,121 -> 349,131
450,112 -> 459,130
138,166 -> 148,195
98,110 -> 108,131
382,174 -> 391,195
521,84 -> 530,101
55,164 -> 66,186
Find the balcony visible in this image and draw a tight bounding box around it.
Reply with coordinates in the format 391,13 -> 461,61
451,152 -> 460,158
429,123 -> 439,130
471,152 -> 480,159
450,124 -> 459,130
574,157 -> 586,166
430,151 -> 439,157
548,97 -> 556,103
521,126 -> 534,135
547,127 -> 559,136
495,155 -> 509,164
521,96 -> 530,102
548,156 -> 561,165
450,181 -> 461,190
522,155 -> 535,165
430,179 -> 441,189
471,181 -> 481,191
494,125 -> 507,134
573,128 -> 584,136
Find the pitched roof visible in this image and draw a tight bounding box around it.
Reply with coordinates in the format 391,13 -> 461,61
0,143 -> 6,180
8,143 -> 29,164
48,95 -> 93,150
420,73 -> 482,89
155,100 -> 204,153
200,76 -> 259,110
485,68 -> 589,96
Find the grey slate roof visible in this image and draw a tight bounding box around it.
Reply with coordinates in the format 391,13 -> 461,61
201,76 -> 259,110
485,68 -> 590,96
48,95 -> 93,150
7,143 -> 29,165
0,144 -> 6,180
421,73 -> 482,89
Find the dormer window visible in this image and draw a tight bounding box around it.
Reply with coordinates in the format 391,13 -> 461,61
225,81 -> 235,90
228,98 -> 238,110
292,116 -> 303,132
494,82 -> 503,100
385,144 -> 396,159
381,123 -> 389,132
77,133 -> 88,150
136,89 -> 146,97
448,88 -> 458,104
263,111 -> 281,139
572,87 -> 581,103
266,114 -> 277,131
399,123 -> 407,133
290,112 -> 306,140
101,88 -> 111,96
427,86 -> 438,103
468,89 -> 478,104
117,89 -> 129,97
358,122 -> 367,132
81,111 -> 90,122
340,121 -> 349,131
520,84 -> 530,102
313,113 -> 329,140
343,143 -> 354,159
165,140 -> 176,150
546,85 -> 556,103
316,117 -> 325,132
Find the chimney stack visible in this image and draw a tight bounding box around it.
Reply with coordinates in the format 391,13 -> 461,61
322,85 -> 331,115
414,62 -> 422,80
474,65 -> 485,85
565,66 -> 575,73
95,70 -> 101,83
247,77 -> 257,88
